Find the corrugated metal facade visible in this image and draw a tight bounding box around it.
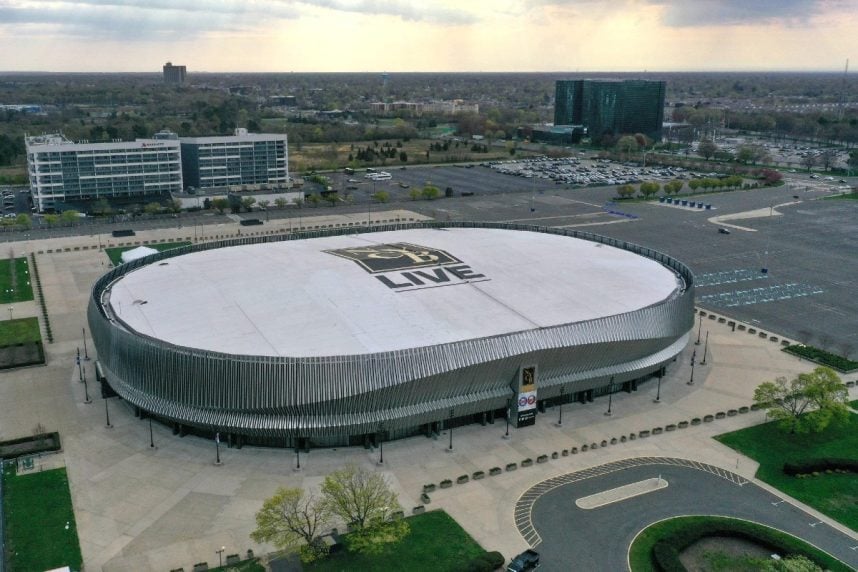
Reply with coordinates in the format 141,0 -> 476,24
88,222 -> 694,446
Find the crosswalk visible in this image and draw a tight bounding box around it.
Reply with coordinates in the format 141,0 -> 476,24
514,457 -> 748,547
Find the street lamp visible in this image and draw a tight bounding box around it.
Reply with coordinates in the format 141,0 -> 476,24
687,350 -> 696,386
604,376 -> 615,416
557,386 -> 565,426
654,367 -> 663,403
503,398 -> 511,439
377,423 -> 385,465
215,432 -> 222,465
216,546 -> 225,567
104,398 -> 113,429
82,367 -> 91,404
77,347 -> 83,382
82,327 -> 89,360
295,435 -> 302,471
448,408 -> 454,451
701,331 -> 710,365
149,417 -> 155,448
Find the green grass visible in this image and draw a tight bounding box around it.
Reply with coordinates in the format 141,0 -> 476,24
850,399 -> 858,409
783,344 -> 858,372
0,257 -> 34,303
716,416 -> 858,531
628,516 -> 852,572
105,241 -> 192,266
208,558 -> 265,572
826,190 -> 858,200
305,510 -> 487,572
0,317 -> 42,346
2,466 -> 83,572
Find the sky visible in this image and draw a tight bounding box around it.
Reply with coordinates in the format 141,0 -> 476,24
0,0 -> 856,72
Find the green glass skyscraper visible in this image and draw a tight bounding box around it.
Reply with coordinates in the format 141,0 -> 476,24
555,79 -> 666,142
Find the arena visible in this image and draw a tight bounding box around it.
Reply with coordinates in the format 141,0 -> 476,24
88,222 -> 695,448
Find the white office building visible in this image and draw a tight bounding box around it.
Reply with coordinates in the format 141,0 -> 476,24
25,133 -> 182,212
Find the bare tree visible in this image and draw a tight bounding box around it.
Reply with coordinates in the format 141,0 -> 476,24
251,487 -> 331,562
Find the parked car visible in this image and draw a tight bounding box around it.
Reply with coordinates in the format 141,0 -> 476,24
718,228 -> 731,235
507,550 -> 540,572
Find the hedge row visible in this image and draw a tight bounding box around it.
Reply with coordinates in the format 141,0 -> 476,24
650,519 -> 843,572
783,458 -> 858,476
783,344 -> 858,372
29,253 -> 53,343
462,551 -> 505,572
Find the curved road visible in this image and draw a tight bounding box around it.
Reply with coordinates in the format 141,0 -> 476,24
517,458 -> 858,571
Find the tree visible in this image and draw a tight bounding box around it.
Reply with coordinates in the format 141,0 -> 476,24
818,148 -> 837,171
373,191 -> 390,203
616,135 -> 638,156
753,367 -> 849,434
663,180 -> 684,195
320,464 -> 408,554
60,210 -> 80,226
801,153 -> 819,172
697,139 -> 718,160
291,196 -> 304,208
144,202 -> 162,216
639,181 -> 660,198
848,150 -> 858,173
306,193 -> 321,207
421,185 -> 440,200
44,213 -> 59,227
211,198 -> 229,214
15,213 -> 31,229
274,198 -> 287,209
250,487 -> 331,563
409,188 -> 421,201
168,199 -> 182,214
258,199 -> 271,211
616,184 -> 635,199
321,464 -> 400,528
736,144 -> 769,165
324,193 -> 339,207
240,196 -> 257,212
399,151 -> 408,162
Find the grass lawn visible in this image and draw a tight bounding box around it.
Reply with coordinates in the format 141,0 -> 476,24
628,516 -> 852,572
0,317 -> 41,346
0,257 -> 34,303
2,466 -> 83,572
105,241 -> 192,266
209,559 -> 265,572
716,415 -> 858,531
306,510 -> 487,572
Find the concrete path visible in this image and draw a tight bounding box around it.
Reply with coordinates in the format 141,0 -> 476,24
0,221 -> 855,572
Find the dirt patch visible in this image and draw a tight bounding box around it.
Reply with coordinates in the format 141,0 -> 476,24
679,536 -> 773,571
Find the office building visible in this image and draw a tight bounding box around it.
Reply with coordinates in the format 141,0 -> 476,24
25,133 -> 182,212
555,79 -> 666,141
179,129 -> 288,190
163,62 -> 187,85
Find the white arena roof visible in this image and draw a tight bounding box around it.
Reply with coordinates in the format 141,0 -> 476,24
107,228 -> 682,357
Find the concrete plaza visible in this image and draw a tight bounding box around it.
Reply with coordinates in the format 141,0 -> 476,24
0,211 -> 855,571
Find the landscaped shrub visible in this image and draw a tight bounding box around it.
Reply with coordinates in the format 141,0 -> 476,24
652,427 -> 663,435
590,442 -> 598,449
464,551 -> 506,572
521,458 -> 533,467
420,493 -> 431,504
703,415 -> 714,422
783,458 -> 858,476
715,412 -> 726,419
551,451 -> 558,459
440,479 -> 453,489
581,444 -> 589,451
536,454 -> 548,463
639,430 -> 650,438
678,421 -> 689,428
561,449 -> 569,456
472,470 -> 485,480
649,519 -> 836,572
571,446 -> 578,453
783,344 -> 858,372
666,424 -> 676,432
505,463 -> 517,472
728,409 -> 737,417
423,483 -> 436,493
489,467 -> 502,476
610,437 -> 618,444
738,406 -> 749,414
600,440 -> 608,447
620,436 -> 627,442
456,475 -> 469,484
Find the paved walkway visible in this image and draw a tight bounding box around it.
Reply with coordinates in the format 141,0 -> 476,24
0,221 -> 855,571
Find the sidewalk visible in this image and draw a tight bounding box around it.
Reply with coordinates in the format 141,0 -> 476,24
0,227 -> 855,572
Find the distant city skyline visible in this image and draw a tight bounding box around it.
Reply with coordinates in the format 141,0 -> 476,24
0,0 -> 855,73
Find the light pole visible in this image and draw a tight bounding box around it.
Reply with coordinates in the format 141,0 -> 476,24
604,376 -> 615,416
82,327 -> 89,360
503,398 -> 511,439
104,398 -> 113,428
77,347 -> 83,382
83,367 -> 91,404
377,423 -> 384,465
695,313 -> 703,345
215,432 -> 222,465
216,546 -> 225,567
295,435 -> 302,471
448,408 -> 454,451
701,331 -> 710,365
687,350 -> 696,386
149,417 -> 155,448
654,367 -> 663,403
557,386 -> 565,426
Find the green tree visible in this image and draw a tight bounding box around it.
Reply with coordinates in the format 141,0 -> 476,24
409,188 -> 422,201
44,213 -> 60,227
274,198 -> 287,209
663,180 -> 684,195
688,179 -> 702,191
168,199 -> 182,214
753,367 -> 849,434
240,197 -> 257,212
291,196 -> 304,208
15,213 -> 31,229
373,191 -> 390,203
399,151 -> 408,162
324,193 -> 339,207
60,210 -> 80,226
616,184 -> 635,199
250,487 -> 331,563
258,199 -> 271,211
639,181 -> 660,198
306,193 -> 321,207
421,185 -> 440,200
616,135 -> 639,156
697,139 -> 718,160
847,150 -> 858,173
144,202 -> 162,216
91,198 -> 113,216
320,464 -> 408,554
211,198 -> 229,214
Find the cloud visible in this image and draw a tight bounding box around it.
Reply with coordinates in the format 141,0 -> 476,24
651,0 -> 826,27
0,0 -> 475,40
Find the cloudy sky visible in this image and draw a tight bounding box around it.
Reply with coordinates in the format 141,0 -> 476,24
1,0 -> 855,72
